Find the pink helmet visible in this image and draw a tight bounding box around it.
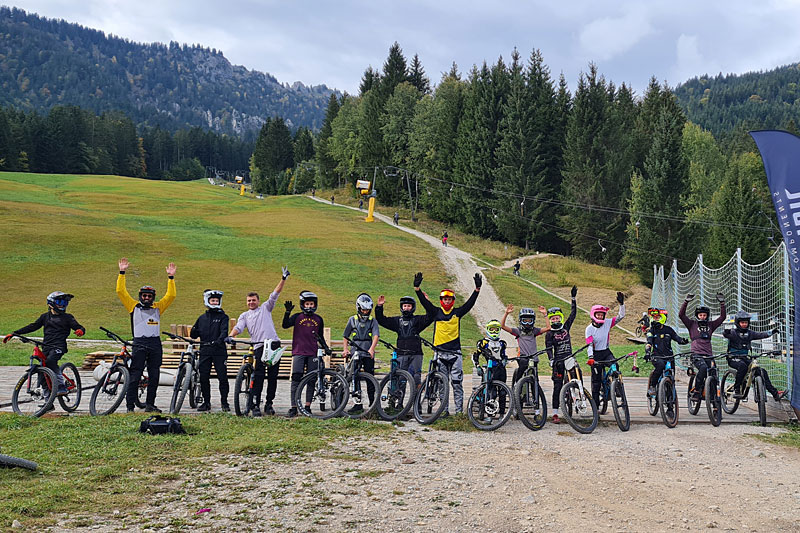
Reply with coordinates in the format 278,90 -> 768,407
590,305 -> 609,325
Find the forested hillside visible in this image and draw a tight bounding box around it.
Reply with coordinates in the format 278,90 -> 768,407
0,7 -> 335,136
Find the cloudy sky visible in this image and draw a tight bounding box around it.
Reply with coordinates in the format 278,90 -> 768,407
10,0 -> 800,95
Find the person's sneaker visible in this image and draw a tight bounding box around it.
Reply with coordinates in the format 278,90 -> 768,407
197,403 -> 211,412
690,389 -> 701,401
773,390 -> 787,402
551,414 -> 560,424
220,403 -> 231,412
144,404 -> 162,413
41,403 -> 56,415
286,407 -> 298,418
57,385 -> 69,397
251,406 -> 262,418
264,404 -> 275,416
135,400 -> 147,409
647,386 -> 656,397
127,407 -> 135,413
733,387 -> 746,399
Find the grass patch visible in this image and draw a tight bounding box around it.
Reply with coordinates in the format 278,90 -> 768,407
0,413 -> 392,528
429,413 -> 476,432
354,469 -> 389,478
753,423 -> 800,449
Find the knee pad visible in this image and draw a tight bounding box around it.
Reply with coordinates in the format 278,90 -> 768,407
291,372 -> 304,383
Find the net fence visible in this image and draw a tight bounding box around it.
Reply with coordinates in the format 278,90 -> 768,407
651,243 -> 792,393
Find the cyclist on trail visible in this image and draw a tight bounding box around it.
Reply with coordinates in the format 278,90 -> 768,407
283,290 -> 324,417
375,293 -> 433,388
637,312 -> 650,336
442,231 -> 448,247
393,212 -> 399,225
679,292 -> 726,401
414,271 -> 481,415
4,291 -> 85,401
473,319 -> 509,413
228,267 -> 290,417
512,260 -> 520,276
542,285 -> 578,424
116,258 -> 176,413
722,310 -> 784,402
644,308 -> 688,397
342,293 -> 380,414
499,303 -> 550,389
585,291 -> 626,409
190,290 -> 229,412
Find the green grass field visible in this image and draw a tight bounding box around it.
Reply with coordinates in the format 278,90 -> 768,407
0,172 -> 480,363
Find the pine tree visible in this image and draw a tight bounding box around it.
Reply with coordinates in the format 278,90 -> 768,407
359,66 -> 380,96
292,126 -> 314,162
315,93 -> 340,188
380,42 -> 408,99
408,54 -> 431,94
382,82 -> 420,168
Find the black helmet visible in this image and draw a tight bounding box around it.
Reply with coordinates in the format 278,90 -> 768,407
519,307 -> 536,332
203,289 -> 224,310
299,291 -> 318,315
138,286 -> 156,308
47,291 -> 74,314
694,305 -> 710,320
734,310 -> 751,331
399,296 -> 416,318
356,293 -> 373,321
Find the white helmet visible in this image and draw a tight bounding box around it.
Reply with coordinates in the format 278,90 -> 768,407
203,289 -> 224,309
356,293 -> 373,321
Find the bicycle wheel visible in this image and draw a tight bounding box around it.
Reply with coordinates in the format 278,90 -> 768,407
598,382 -> 609,415
12,367 -> 58,417
687,375 -> 701,415
233,364 -> 253,416
295,369 -> 349,420
513,375 -> 547,431
468,380 -> 513,431
413,371 -> 449,424
610,377 -> 630,432
720,370 -> 740,415
0,453 -> 38,471
189,371 -> 202,409
89,366 -> 129,415
376,369 -> 416,421
705,376 -> 721,427
647,383 -> 659,416
754,375 -> 767,427
658,377 -> 679,428
343,372 -> 380,419
57,362 -> 82,412
169,363 -> 191,415
559,381 -> 598,434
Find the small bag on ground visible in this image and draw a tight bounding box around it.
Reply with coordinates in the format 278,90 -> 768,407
138,415 -> 185,435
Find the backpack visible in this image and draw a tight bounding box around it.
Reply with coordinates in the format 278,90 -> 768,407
138,415 -> 185,435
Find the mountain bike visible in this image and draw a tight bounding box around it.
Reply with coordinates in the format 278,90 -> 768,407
375,338 -> 416,421
228,339 -> 261,416
511,349 -> 550,431
8,334 -> 59,417
467,347 -> 513,431
0,447 -> 38,471
686,353 -> 726,427
413,337 -> 453,424
163,332 -> 210,415
721,350 -> 781,426
557,342 -> 598,434
89,327 -> 148,415
294,333 -> 349,419
592,351 -> 638,432
646,354 -> 680,428
335,344 -> 380,419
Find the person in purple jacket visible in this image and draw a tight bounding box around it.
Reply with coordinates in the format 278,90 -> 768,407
283,290 -> 325,417
228,267 -> 290,417
679,292 -> 726,401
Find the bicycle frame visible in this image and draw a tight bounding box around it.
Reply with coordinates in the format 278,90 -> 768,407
12,334 -> 55,398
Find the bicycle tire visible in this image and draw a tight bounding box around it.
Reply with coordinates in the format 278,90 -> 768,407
705,375 -> 721,427
599,382 -> 609,415
468,380 -> 513,431
376,369 -> 416,421
754,375 -> 767,427
189,370 -> 202,409
233,364 -> 253,416
12,367 -> 58,417
687,375 -> 701,415
343,372 -> 380,419
0,453 -> 38,471
658,377 -> 679,428
720,370 -> 740,415
610,376 -> 630,432
89,366 -> 129,416
295,369 -> 349,420
57,362 -> 82,412
413,371 -> 449,424
513,375 -> 547,431
559,381 -> 598,434
169,363 -> 191,415
647,384 -> 659,416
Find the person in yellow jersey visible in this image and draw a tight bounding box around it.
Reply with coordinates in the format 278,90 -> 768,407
116,257 -> 177,413
414,271 -> 481,415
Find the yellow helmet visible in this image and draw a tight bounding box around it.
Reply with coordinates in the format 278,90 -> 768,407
485,319 -> 502,340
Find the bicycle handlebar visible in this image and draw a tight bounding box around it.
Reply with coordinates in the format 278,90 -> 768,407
99,327 -> 131,346
549,342 -> 592,364
417,336 -> 461,356
377,338 -> 398,351
7,333 -> 45,347
587,351 -> 638,366
507,348 -> 549,362
162,331 -> 217,348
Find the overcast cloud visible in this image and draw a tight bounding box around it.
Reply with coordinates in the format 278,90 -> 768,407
9,0 -> 800,96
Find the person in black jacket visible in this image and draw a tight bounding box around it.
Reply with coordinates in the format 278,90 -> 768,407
644,308 -> 688,396
723,311 -> 784,401
191,290 -> 230,412
375,294 -> 434,389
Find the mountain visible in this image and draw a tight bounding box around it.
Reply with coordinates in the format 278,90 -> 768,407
675,62 -> 800,137
0,7 -> 336,136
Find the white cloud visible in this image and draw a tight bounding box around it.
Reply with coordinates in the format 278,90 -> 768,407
579,8 -> 654,61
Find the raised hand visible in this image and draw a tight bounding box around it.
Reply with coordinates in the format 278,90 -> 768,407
166,262 -> 177,277
413,272 -> 423,288
715,292 -> 725,303
281,266 -> 291,280
685,293 -> 695,302
505,303 -> 514,315
377,295 -> 386,306
571,285 -> 578,298
474,273 -> 482,289
616,291 -> 625,305
284,300 -> 294,312
118,257 -> 129,272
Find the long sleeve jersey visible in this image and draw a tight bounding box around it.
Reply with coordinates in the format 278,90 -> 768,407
14,312 -> 84,353
375,305 -> 433,355
723,327 -> 772,355
416,289 -> 479,352
545,298 -> 577,361
116,273 -> 176,338
282,312 -> 324,356
191,308 -> 230,356
585,303 -> 625,358
679,300 -> 726,356
646,325 -> 687,358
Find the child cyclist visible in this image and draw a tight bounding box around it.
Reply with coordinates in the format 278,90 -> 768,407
190,290 -> 229,412
375,294 -> 433,388
585,291 -> 626,409
414,271 -> 481,415
342,293 -> 380,414
500,303 -> 551,389
283,290 -> 324,417
4,291 -> 85,402
679,292 -> 726,401
723,310 -> 784,402
644,308 -> 688,397
472,319 -> 509,413
542,285 -> 578,424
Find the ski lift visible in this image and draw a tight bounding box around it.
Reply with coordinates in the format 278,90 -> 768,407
598,239 -> 607,253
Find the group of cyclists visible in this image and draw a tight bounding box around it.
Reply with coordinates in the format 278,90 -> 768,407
2,259 -> 788,424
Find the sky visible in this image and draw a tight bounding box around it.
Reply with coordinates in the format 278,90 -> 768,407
9,0 -> 800,96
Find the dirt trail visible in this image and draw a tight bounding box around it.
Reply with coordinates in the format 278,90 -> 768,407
499,253 -> 554,269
